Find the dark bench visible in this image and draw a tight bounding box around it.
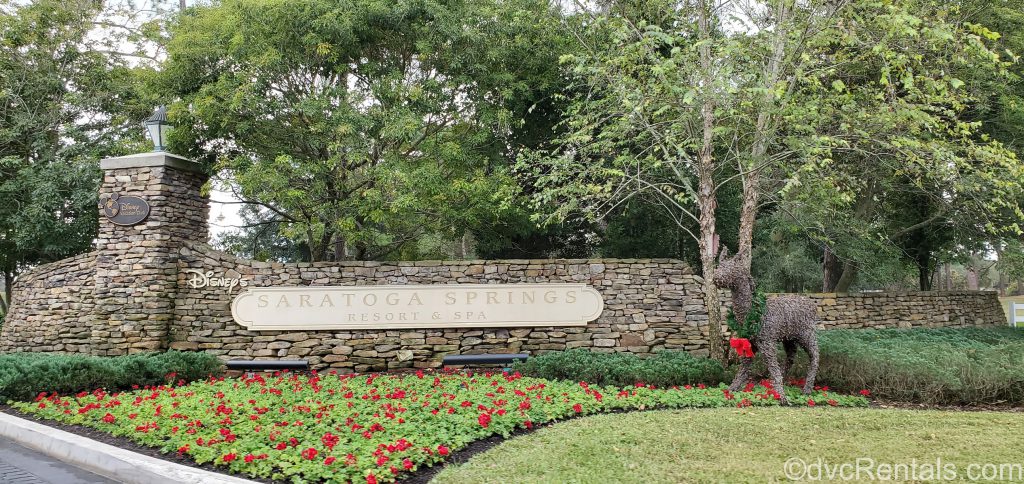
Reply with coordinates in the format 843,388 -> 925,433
226,359 -> 309,377
442,353 -> 528,368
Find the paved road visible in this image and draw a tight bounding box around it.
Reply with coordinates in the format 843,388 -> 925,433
0,437 -> 116,484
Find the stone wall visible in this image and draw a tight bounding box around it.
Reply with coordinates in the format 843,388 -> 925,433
1,239 -> 1008,366
171,243 -> 710,372
0,252 -> 96,353
807,291 -> 1005,329
162,243 -> 1006,372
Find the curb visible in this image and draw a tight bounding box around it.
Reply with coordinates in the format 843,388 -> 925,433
0,411 -> 259,484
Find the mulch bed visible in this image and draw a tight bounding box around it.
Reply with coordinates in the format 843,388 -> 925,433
869,400 -> 1024,413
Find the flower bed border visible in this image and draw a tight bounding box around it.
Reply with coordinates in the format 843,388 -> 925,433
3,369 -> 869,483
6,390 -> 1021,484
0,402 -> 659,484
1,400 -> 867,484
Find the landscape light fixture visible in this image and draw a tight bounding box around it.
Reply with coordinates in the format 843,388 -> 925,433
145,105 -> 171,152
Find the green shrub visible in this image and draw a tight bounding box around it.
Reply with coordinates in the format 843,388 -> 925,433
790,327 -> 1024,405
513,349 -> 727,387
0,351 -> 223,401
518,328 -> 1024,406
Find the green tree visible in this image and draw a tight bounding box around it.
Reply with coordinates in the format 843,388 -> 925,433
522,0 -> 1023,358
521,0 -> 867,360
0,0 -> 146,317
780,0 -> 1024,291
997,239 -> 1024,295
964,0 -> 1024,157
962,0 -> 1024,296
157,0 -> 570,262
213,205 -> 310,262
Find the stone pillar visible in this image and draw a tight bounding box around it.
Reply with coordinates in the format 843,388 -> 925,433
91,152 -> 208,355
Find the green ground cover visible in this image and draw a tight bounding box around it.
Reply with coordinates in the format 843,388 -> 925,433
10,370 -> 865,483
805,327 -> 1024,405
433,408 -> 1024,483
517,327 -> 1024,406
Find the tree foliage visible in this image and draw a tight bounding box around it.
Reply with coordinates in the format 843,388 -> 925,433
779,0 -> 1024,291
158,0 -> 570,262
0,0 -> 147,313
524,0 -> 1024,302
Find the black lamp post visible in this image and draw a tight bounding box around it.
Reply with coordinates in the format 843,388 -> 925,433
144,106 -> 171,152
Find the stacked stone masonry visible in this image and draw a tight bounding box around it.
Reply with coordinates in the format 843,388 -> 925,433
1,252 -> 96,354
0,155 -> 1009,369
170,245 -> 711,372
1,240 -> 1007,371
804,292 -> 1006,330
91,157 -> 209,356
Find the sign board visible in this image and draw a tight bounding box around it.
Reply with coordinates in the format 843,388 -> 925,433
100,193 -> 150,226
230,284 -> 604,330
1012,302 -> 1024,328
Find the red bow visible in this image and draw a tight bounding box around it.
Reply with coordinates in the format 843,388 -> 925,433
730,337 -> 754,358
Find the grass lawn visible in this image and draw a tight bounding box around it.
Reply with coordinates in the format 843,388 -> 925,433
433,408 -> 1024,483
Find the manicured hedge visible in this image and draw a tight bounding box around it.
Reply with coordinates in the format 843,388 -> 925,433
0,351 -> 223,401
801,327 -> 1024,405
512,349 -> 728,387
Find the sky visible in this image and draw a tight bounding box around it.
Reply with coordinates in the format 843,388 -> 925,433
207,185 -> 243,240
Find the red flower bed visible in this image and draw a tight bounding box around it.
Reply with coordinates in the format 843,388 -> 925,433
14,370 -> 868,483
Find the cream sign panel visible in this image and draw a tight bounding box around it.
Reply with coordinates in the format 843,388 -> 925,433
230,284 -> 605,330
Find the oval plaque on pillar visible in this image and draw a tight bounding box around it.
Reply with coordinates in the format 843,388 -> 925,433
100,192 -> 151,226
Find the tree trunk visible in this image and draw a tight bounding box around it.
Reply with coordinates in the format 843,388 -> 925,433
966,260 -> 980,291
834,261 -> 857,293
737,175 -> 759,265
305,227 -> 327,262
916,248 -> 933,291
737,0 -> 790,262
700,257 -> 724,362
945,263 -> 954,290
457,232 -> 470,259
996,245 -> 1009,296
918,265 -> 933,291
1,270 -> 13,317
696,0 -> 724,363
822,247 -> 843,292
334,237 -> 346,261
1016,276 -> 1023,296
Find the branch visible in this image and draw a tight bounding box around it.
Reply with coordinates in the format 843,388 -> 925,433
889,212 -> 946,239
